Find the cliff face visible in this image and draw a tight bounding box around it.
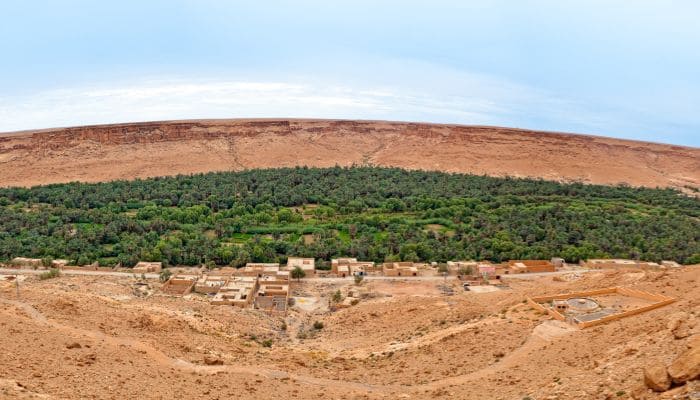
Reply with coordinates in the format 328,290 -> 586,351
1,119 -> 698,189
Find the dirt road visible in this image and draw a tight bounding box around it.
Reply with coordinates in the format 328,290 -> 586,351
0,267 -> 591,282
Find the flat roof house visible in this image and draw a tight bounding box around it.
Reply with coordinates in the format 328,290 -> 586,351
210,277 -> 258,307
162,274 -> 198,295
507,260 -> 556,274
331,258 -> 376,277
382,262 -> 419,277
259,270 -> 290,285
237,263 -> 281,277
133,261 -> 163,274
51,259 -> 69,269
194,273 -> 232,294
254,281 -> 289,313
348,262 -> 376,276
10,257 -> 43,269
447,261 -> 478,276
286,257 -> 316,275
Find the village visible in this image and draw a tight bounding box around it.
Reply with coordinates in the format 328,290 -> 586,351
2,255 -> 686,328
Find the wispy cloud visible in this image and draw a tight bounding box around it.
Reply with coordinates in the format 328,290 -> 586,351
1,60 -> 690,146
0,65 -> 562,132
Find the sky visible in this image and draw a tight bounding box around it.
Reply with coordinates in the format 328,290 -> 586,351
0,1 -> 699,146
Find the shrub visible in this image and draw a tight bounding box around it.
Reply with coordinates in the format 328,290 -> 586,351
261,339 -> 273,348
291,266 -> 306,281
354,274 -> 364,285
459,266 -> 473,275
159,269 -> 172,283
39,268 -> 60,280
313,321 -> 324,330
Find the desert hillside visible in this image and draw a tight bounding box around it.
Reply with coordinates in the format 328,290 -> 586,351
1,267 -> 698,399
0,119 -> 698,188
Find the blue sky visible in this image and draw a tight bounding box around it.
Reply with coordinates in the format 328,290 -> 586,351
1,1 -> 699,146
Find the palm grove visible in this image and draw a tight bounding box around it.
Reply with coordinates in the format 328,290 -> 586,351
0,167 -> 698,268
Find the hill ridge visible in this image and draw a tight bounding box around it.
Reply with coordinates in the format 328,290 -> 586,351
0,119 -> 698,189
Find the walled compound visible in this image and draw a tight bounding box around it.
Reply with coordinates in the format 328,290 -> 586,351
527,287 -> 675,328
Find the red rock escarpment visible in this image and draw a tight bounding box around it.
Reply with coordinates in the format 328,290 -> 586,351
0,119 -> 698,189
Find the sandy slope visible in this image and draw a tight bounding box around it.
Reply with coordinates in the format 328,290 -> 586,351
1,119 -> 698,189
0,268 -> 698,399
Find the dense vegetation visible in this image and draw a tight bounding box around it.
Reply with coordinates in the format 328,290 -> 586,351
0,167 -> 698,268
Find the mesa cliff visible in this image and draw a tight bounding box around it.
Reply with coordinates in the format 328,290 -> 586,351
1,119 -> 698,189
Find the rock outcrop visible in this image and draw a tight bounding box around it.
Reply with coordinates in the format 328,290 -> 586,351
667,339 -> 700,384
203,355 -> 224,366
667,311 -> 698,339
644,364 -> 672,392
643,334 -> 700,393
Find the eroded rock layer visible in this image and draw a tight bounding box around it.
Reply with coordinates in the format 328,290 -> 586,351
1,119 -> 698,188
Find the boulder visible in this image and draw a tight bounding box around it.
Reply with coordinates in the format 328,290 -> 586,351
667,344 -> 700,384
667,312 -> 697,340
203,355 -> 223,366
644,363 -> 671,392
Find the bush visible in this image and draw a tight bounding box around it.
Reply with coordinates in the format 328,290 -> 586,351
261,339 -> 273,348
354,274 -> 364,285
459,266 -> 473,275
159,269 -> 172,282
313,321 -> 324,330
291,266 -> 306,281
39,268 -> 60,280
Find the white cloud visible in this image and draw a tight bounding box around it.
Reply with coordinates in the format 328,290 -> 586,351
0,61 -> 601,136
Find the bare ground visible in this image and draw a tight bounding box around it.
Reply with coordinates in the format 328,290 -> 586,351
1,268 -> 698,399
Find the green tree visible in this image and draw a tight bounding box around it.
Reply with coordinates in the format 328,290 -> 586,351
332,290 -> 342,303
291,266 -> 306,281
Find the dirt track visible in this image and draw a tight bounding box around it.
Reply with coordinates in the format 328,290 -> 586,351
1,268 -> 698,399
1,119 -> 698,189
0,291 -> 574,395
